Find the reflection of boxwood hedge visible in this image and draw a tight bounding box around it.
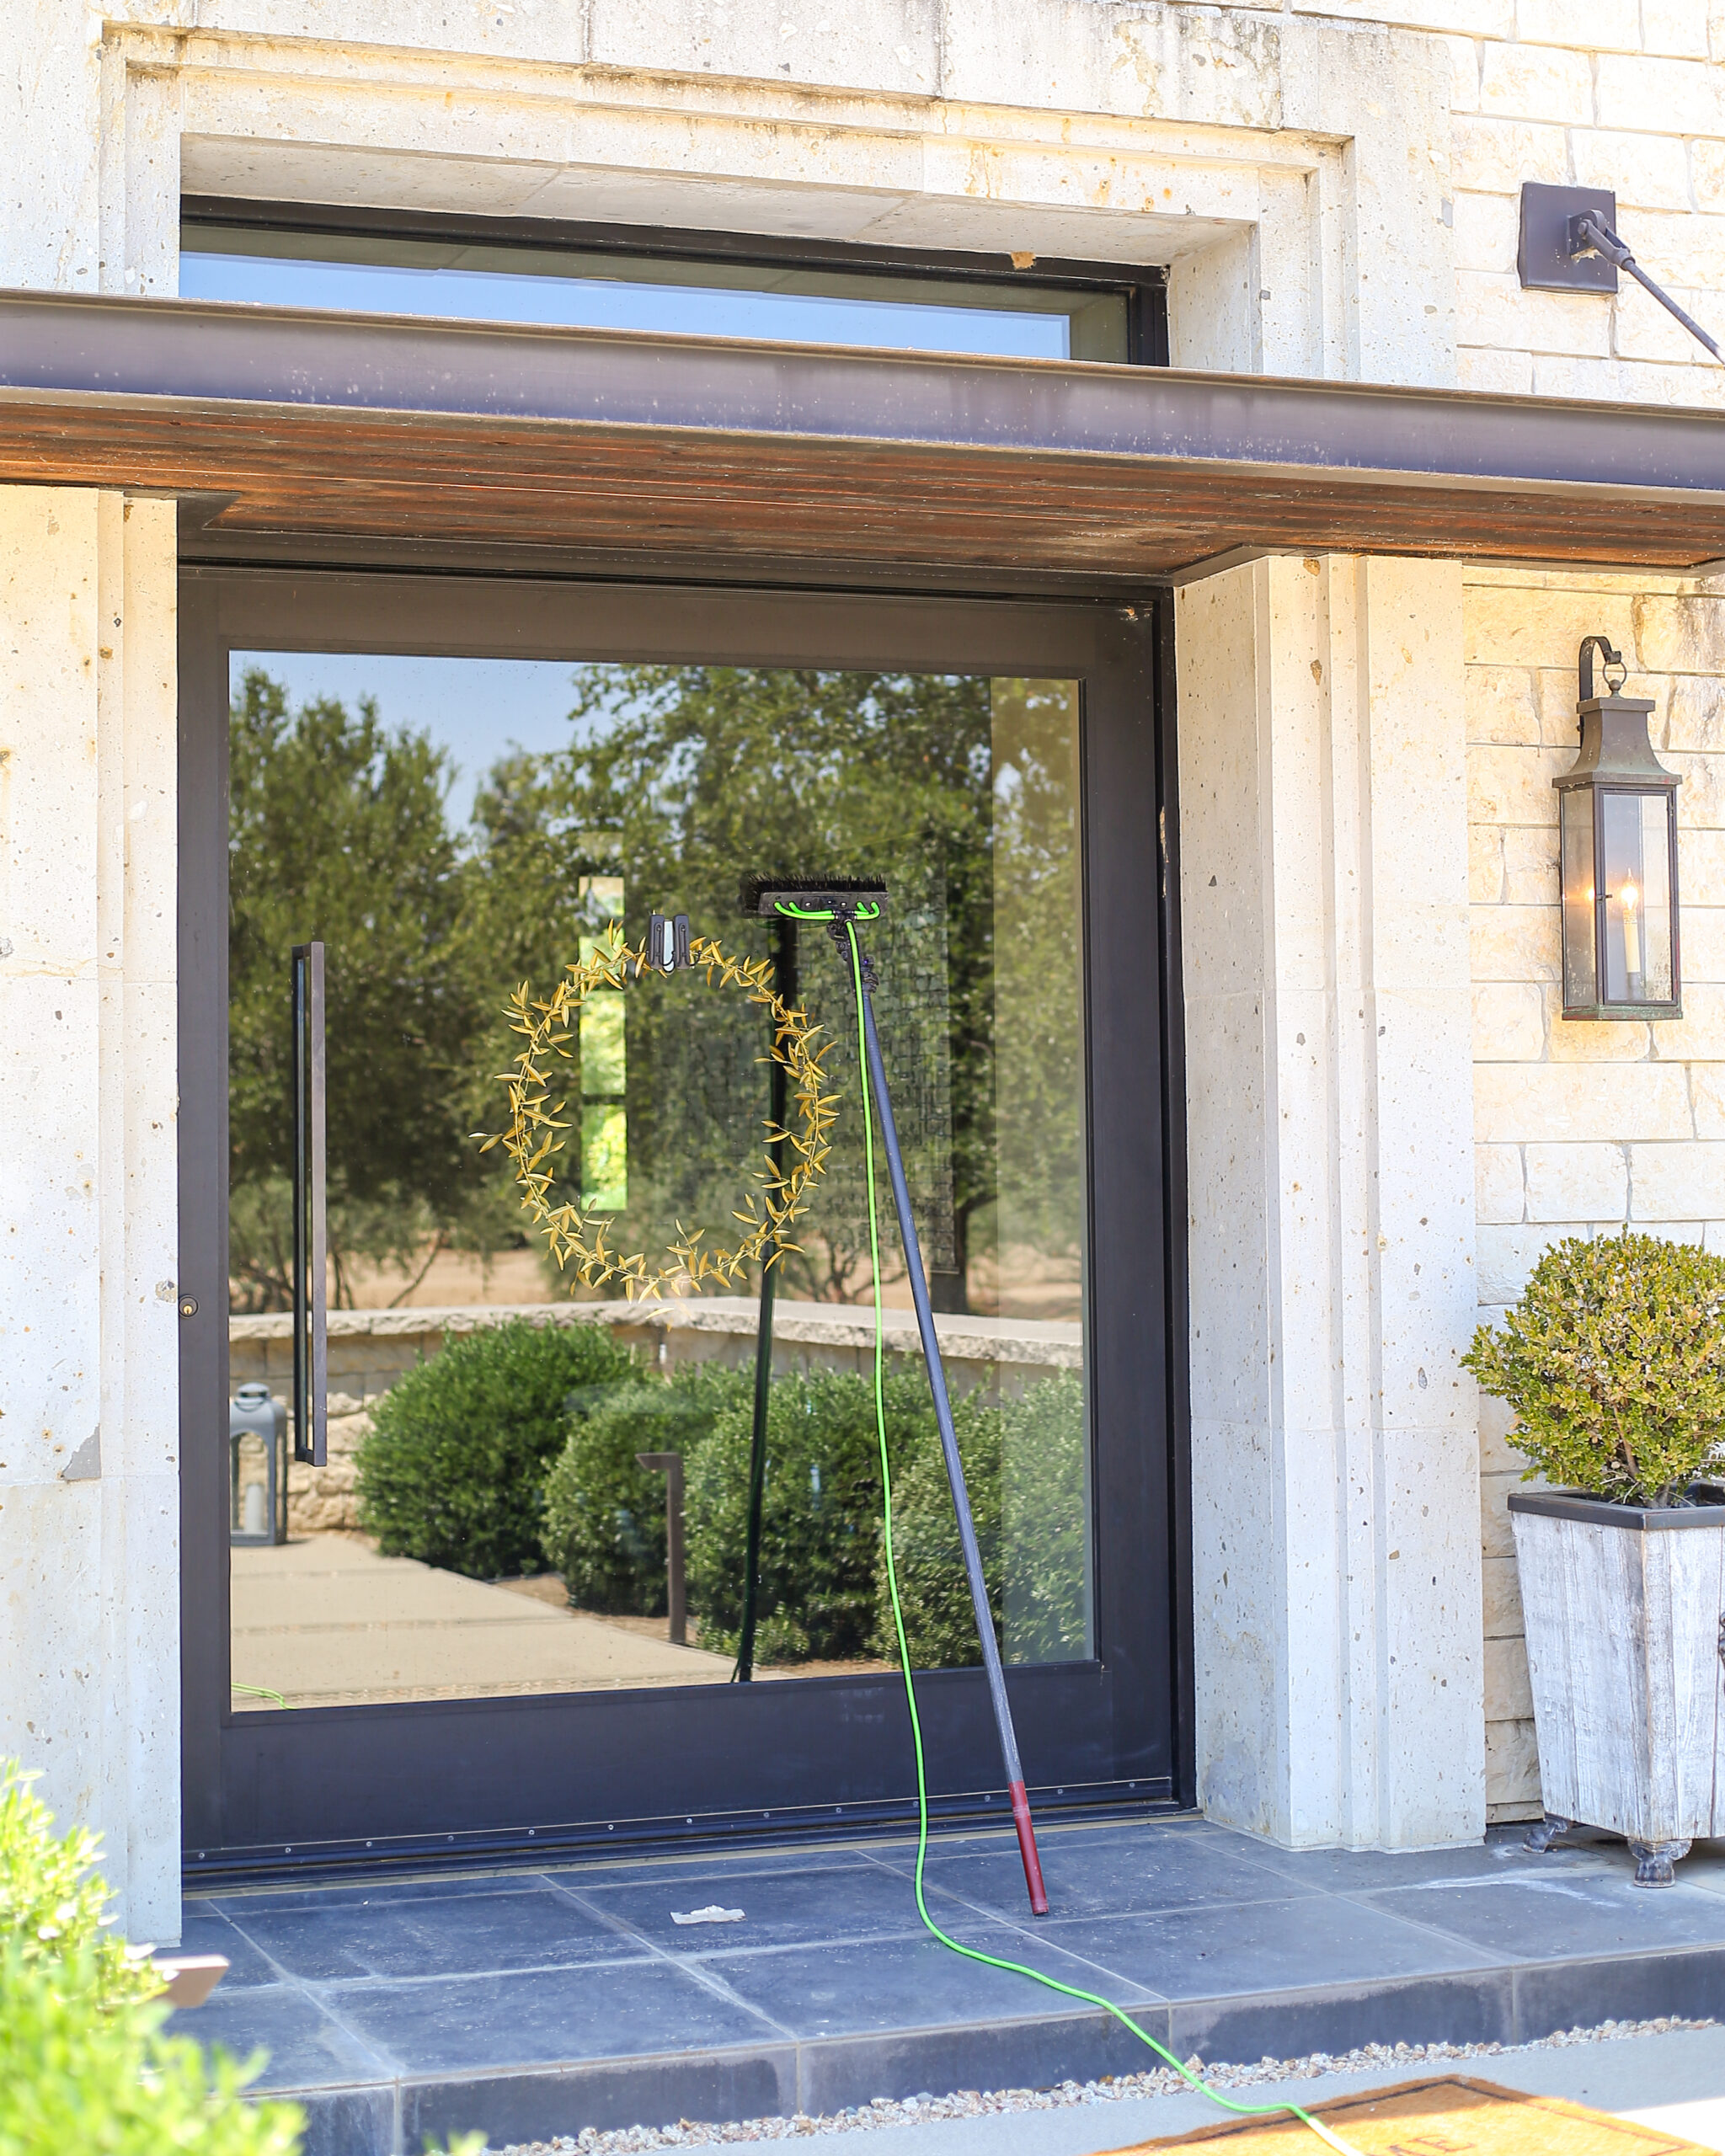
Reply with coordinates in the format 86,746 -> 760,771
999,1370 -> 1088,1663
868,1372 -> 1087,1671
540,1363 -> 750,1614
870,1393 -> 1001,1671
355,1317 -> 639,1580
686,1370 -> 938,1665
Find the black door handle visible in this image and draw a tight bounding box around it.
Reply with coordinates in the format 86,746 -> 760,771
291,942 -> 327,1469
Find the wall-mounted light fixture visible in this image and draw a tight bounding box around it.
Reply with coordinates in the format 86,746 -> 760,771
1555,637 -> 1681,1022
1519,183 -> 1722,363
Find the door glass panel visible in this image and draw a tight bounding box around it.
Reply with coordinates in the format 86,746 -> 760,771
181,224 -> 1131,362
227,652 -> 1090,1710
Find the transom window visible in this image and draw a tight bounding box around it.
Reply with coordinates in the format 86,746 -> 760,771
179,201 -> 1168,366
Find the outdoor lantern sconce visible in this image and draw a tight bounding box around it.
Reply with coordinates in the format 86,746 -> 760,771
1555,636 -> 1681,1022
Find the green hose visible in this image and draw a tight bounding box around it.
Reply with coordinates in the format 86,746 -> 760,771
838,916 -> 1361,2156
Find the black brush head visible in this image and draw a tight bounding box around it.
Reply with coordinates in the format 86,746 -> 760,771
740,873 -> 889,919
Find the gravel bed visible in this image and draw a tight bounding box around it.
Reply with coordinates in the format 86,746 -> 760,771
490,2015 -> 1716,2154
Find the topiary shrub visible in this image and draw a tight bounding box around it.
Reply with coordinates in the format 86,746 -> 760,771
541,1363 -> 751,1614
686,1369 -> 937,1664
1463,1230 -> 1725,1508
0,1761 -> 304,2156
356,1316 -> 641,1577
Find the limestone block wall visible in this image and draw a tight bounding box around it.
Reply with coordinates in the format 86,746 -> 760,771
1467,563 -> 1725,1821
1320,0 -> 1725,403
227,1302 -> 1083,1542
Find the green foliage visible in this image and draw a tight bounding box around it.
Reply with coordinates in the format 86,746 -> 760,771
356,1318 -> 640,1578
500,665 -> 997,1305
227,669 -> 520,1311
869,1371 -> 1089,1670
0,1945 -> 304,2156
1462,1231 -> 1725,1508
1000,1370 -> 1090,1664
541,1364 -> 751,1613
0,1760 -> 302,2156
873,1395 -> 1002,1670
686,1369 -> 937,1663
989,682 -> 1086,1267
0,1768 -> 156,2015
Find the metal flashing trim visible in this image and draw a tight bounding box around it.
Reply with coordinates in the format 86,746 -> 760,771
1508,1487 -> 1725,1531
10,290 -> 1725,575
1,286 -> 1723,488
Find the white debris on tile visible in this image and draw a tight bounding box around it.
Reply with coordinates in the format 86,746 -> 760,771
670,1906 -> 746,1925
489,2015 -> 1715,2153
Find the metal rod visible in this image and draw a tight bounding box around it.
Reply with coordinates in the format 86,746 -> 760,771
856,952 -> 1049,1918
637,1452 -> 687,1645
737,916 -> 794,1684
1573,211 -> 1723,364
291,942 -> 328,1469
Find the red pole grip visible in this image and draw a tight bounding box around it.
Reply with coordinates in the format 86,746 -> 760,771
1008,1780 -> 1049,1916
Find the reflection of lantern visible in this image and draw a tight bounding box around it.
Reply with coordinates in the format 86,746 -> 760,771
1555,636 -> 1682,1021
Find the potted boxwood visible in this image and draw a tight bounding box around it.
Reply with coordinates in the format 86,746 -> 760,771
1464,1231 -> 1725,1886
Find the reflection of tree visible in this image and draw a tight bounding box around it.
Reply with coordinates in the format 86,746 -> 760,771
226,665 -> 1078,1319
991,682 -> 1086,1274
227,670 -> 519,1310
510,667 -> 997,1308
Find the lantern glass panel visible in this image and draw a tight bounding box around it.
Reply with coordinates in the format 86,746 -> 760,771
1560,787 -> 1596,1009
1599,790 -> 1674,1005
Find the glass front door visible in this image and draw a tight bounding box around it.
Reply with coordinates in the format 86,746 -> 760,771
179,573 -> 1178,1869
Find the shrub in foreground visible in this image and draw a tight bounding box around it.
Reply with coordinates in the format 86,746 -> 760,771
0,1762 -> 302,2156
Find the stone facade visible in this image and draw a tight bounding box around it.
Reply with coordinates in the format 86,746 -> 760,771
7,0 -> 1725,1929
1179,554 -> 1483,1851
1467,564 -> 1725,1817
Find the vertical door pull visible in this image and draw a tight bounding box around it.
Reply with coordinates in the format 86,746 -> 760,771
291,942 -> 328,1469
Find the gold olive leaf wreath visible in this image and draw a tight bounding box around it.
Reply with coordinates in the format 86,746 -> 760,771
480,925 -> 839,1299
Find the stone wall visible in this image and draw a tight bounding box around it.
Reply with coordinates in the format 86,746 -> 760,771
0,490 -> 180,1939
228,1301 -> 1083,1540
1443,3 -> 1725,412
1179,553 -> 1483,1853
1467,564 -> 1725,1820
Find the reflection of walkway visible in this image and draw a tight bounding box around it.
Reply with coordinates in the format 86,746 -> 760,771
230,1539 -> 734,1710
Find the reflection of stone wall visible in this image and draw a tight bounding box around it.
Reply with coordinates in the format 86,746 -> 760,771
227,1299 -> 1083,1540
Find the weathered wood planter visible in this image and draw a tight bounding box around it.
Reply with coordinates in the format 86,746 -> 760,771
1509,1487 -> 1725,1886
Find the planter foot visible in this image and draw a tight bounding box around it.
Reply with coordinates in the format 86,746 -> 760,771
1629,1837 -> 1691,1887
1524,1813 -> 1573,1854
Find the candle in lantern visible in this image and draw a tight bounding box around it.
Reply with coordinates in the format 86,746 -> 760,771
1622,881 -> 1642,977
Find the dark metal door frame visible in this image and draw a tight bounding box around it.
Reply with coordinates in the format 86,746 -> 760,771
178,567 -> 1192,1879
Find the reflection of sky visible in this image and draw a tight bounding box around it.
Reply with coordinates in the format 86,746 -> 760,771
182,252 -> 1072,359
231,651 -> 582,831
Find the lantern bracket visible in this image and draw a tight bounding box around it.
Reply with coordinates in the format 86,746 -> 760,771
1578,634 -> 1627,712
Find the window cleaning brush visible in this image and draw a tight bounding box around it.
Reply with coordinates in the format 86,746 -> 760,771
740,872 -> 1365,2156
744,873 -> 1049,1919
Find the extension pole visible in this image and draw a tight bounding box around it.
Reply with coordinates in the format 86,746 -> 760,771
854,948 -> 1049,1918
736,915 -> 794,1683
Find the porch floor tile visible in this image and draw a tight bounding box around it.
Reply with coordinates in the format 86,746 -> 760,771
174,1814 -> 1725,2156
